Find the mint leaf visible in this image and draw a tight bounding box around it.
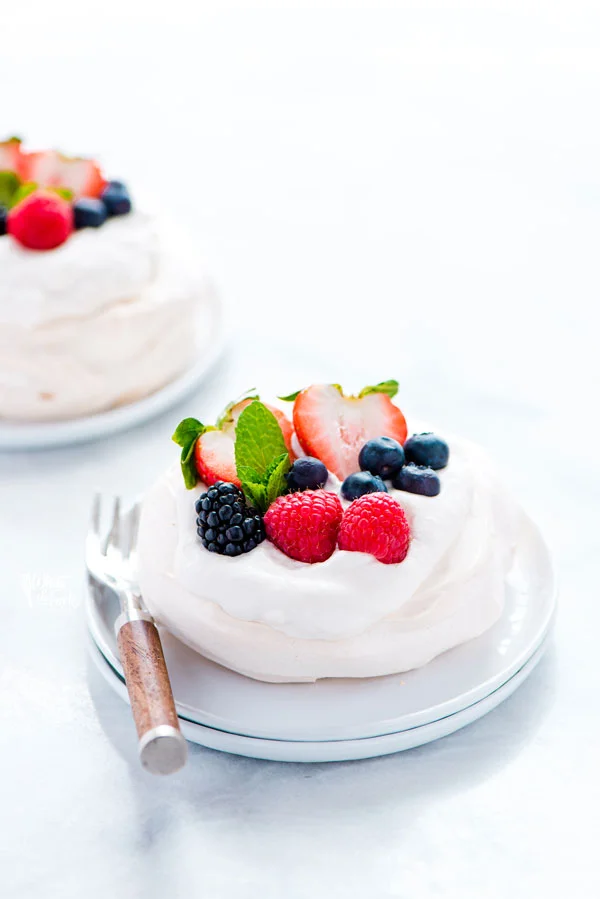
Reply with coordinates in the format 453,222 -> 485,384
241,480 -> 268,512
235,402 -> 291,512
0,171 -> 20,208
265,453 -> 291,508
216,389 -> 259,429
49,186 -> 74,202
235,401 -> 289,478
358,379 -> 399,399
172,417 -> 207,489
239,455 -> 290,513
10,182 -> 37,208
237,465 -> 264,486
278,389 -> 302,402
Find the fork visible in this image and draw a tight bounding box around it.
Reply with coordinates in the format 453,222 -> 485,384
87,494 -> 187,775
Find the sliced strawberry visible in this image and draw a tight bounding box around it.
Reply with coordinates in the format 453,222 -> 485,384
194,430 -> 240,487
0,138 -> 24,175
293,384 -> 408,480
21,150 -> 105,199
180,398 -> 295,489
221,398 -> 295,455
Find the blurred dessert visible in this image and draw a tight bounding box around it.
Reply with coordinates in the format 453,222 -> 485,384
137,382 -> 520,682
0,138 -> 213,422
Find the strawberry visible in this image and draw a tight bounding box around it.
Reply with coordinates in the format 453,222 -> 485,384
184,399 -> 294,489
21,150 -> 105,199
194,430 -> 241,488
338,493 -> 411,564
0,137 -> 24,175
7,190 -> 74,250
221,398 -> 294,454
264,490 -> 343,563
293,383 -> 407,481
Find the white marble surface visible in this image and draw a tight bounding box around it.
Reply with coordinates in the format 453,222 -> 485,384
1,2 -> 599,896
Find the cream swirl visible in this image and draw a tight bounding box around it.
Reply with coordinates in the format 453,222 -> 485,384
137,436 -> 521,682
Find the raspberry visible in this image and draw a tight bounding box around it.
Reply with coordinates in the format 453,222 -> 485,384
264,490 -> 343,563
338,493 -> 411,564
7,190 -> 73,250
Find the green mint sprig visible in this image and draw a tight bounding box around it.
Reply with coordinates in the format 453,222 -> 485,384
234,401 -> 291,513
0,171 -> 20,208
172,418 -> 211,489
0,173 -> 74,211
358,380 -> 399,399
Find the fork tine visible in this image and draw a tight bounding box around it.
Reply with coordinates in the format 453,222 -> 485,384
103,496 -> 121,555
129,504 -> 141,552
90,492 -> 101,536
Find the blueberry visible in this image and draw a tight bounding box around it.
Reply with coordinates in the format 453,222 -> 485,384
73,198 -> 108,229
403,433 -> 449,470
341,471 -> 388,501
0,207 -> 7,236
392,463 -> 440,497
358,437 -> 405,479
101,180 -> 132,217
286,456 -> 328,491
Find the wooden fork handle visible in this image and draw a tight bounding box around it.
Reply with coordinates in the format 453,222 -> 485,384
116,618 -> 187,775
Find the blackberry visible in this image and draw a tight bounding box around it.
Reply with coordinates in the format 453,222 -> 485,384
195,481 -> 266,556
0,206 -> 7,236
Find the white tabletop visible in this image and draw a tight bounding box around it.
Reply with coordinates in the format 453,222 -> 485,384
1,2 -> 598,896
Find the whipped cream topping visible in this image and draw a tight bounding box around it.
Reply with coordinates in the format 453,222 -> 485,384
0,212 -> 217,421
137,436 -> 522,682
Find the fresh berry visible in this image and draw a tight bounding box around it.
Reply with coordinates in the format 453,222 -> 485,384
194,398 -> 294,488
392,463 -> 440,497
21,150 -> 105,199
101,180 -> 132,216
73,198 -> 108,229
0,207 -> 7,236
195,482 -> 265,556
7,190 -> 73,250
403,433 -> 449,470
221,398 -> 294,454
293,384 -> 407,481
338,493 -> 411,564
358,436 -> 405,479
264,490 -> 343,563
195,430 -> 241,487
0,137 -> 24,175
286,457 -> 328,492
341,471 -> 387,501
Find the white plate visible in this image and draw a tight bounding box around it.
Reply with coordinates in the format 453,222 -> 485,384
88,633 -> 551,762
85,509 -> 556,742
0,289 -> 226,451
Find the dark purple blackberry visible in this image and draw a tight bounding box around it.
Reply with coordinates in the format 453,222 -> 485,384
0,207 -> 7,236
195,481 -> 266,556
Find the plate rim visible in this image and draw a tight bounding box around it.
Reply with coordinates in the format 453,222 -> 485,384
85,511 -> 557,742
88,633 -> 551,762
0,288 -> 226,451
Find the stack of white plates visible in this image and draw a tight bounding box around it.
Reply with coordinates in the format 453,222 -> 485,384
86,513 -> 556,763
